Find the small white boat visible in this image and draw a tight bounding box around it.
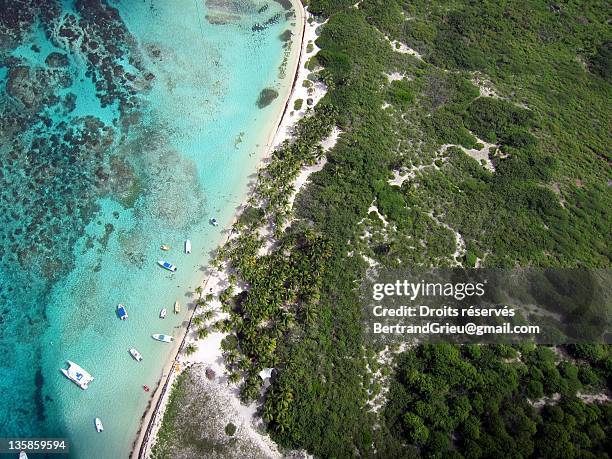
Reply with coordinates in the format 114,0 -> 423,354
117,303 -> 128,320
152,334 -> 174,343
19,451 -> 28,459
61,360 -> 94,390
160,308 -> 167,319
157,260 -> 177,272
129,348 -> 143,362
174,300 -> 180,314
95,417 -> 104,432
209,217 -> 219,226
160,244 -> 171,251
185,239 -> 192,254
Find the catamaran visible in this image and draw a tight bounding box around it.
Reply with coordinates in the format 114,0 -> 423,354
160,308 -> 167,319
61,361 -> 94,390
117,303 -> 128,320
174,300 -> 180,314
95,417 -> 104,432
157,260 -> 177,272
152,334 -> 174,343
129,348 -> 143,362
185,239 -> 192,254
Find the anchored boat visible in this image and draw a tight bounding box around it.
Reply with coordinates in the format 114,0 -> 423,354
117,303 -> 128,320
61,361 -> 94,390
95,417 -> 104,432
129,348 -> 143,362
174,300 -> 180,314
209,217 -> 218,226
157,260 -> 177,272
160,244 -> 171,251
160,308 -> 167,319
152,334 -> 174,343
185,239 -> 192,254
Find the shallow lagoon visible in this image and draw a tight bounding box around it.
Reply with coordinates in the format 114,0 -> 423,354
0,0 -> 297,457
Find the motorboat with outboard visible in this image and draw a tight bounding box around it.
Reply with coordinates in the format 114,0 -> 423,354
117,303 -> 128,320
157,260 -> 177,272
95,417 -> 104,432
129,348 -> 143,362
152,334 -> 174,343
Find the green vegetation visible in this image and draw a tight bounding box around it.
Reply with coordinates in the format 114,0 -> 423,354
293,98 -> 303,110
184,343 -> 197,356
387,78 -> 414,108
208,0 -> 610,457
225,422 -> 237,436
304,56 -> 318,71
590,41 -> 611,80
151,371 -> 189,459
385,344 -> 611,457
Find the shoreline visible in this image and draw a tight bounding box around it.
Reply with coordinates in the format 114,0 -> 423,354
130,2 -> 307,457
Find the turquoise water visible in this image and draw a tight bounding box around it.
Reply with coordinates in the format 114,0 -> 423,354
0,0 -> 297,457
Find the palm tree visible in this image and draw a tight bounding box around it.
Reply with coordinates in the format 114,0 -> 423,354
227,371 -> 241,385
197,327 -> 209,340
220,286 -> 234,303
205,293 -> 214,302
194,298 -> 206,309
201,310 -> 216,321
184,343 -> 197,356
192,315 -> 204,327
225,349 -> 239,365
302,303 -> 318,325
195,286 -> 203,298
237,358 -> 251,372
